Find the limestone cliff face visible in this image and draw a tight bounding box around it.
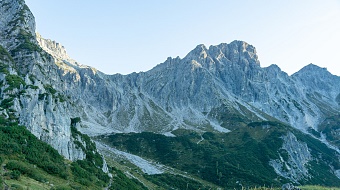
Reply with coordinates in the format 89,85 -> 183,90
0,0 -> 85,161
35,32 -> 340,138
270,132 -> 312,183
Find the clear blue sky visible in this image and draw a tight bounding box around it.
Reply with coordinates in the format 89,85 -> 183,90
25,0 -> 340,76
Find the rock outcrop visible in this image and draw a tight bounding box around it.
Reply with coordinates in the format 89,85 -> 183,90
270,132 -> 312,183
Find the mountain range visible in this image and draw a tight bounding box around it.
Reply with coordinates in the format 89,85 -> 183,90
0,0 -> 340,189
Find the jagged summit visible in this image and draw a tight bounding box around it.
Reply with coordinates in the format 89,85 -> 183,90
293,64 -> 340,87
179,40 -> 260,75
292,63 -> 340,102
294,63 -> 329,75
185,41 -> 259,64
36,32 -> 70,61
186,44 -> 208,58
265,64 -> 282,71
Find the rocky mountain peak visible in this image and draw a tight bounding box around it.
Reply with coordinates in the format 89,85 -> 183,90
36,33 -> 69,61
186,44 -> 208,59
264,64 -> 285,76
293,63 -> 340,87
181,41 -> 260,73
295,63 -> 329,75
226,40 -> 260,66
292,63 -> 340,104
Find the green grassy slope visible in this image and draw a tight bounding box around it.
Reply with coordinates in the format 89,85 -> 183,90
98,121 -> 340,189
0,120 -> 110,190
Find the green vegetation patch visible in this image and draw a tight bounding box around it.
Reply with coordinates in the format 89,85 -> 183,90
0,97 -> 14,109
5,74 -> 26,91
0,62 -> 10,75
0,45 -> 13,62
109,167 -> 147,190
26,84 -> 39,90
44,84 -> 57,95
0,125 -> 68,179
98,123 -> 290,189
7,3 -> 30,27
99,119 -> 340,189
70,119 -> 110,188
0,116 -> 109,189
5,160 -> 47,182
10,30 -> 42,55
43,84 -> 67,103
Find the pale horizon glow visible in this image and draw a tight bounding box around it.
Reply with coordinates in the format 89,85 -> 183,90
25,0 -> 340,76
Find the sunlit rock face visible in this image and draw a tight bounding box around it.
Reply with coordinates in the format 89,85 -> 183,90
44,39 -> 339,137
0,0 -> 85,161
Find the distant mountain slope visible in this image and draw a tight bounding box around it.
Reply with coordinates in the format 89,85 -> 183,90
36,35 -> 340,138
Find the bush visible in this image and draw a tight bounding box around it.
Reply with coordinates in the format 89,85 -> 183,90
5,160 -> 47,182
26,85 -> 39,90
10,184 -> 24,190
38,93 -> 46,100
110,167 -> 147,190
44,84 -> 57,95
71,160 -> 109,187
5,74 -> 26,89
0,98 -> 14,109
0,178 -> 3,189
0,45 -> 13,62
0,62 -> 10,74
0,116 -> 8,125
10,30 -> 42,55
71,117 -> 81,127
9,170 -> 21,180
